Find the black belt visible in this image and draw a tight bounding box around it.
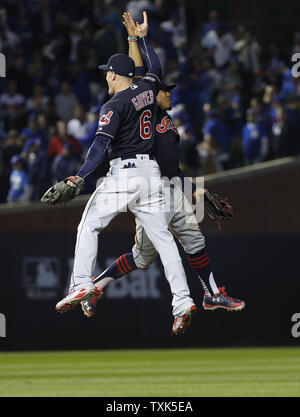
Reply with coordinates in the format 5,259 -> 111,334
120,155 -> 155,161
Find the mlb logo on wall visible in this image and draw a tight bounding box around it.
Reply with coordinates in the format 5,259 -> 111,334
22,257 -> 60,299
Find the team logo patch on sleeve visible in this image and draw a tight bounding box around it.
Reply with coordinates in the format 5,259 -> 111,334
99,111 -> 113,126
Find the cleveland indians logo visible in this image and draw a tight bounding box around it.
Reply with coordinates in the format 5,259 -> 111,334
99,111 -> 113,126
156,116 -> 178,134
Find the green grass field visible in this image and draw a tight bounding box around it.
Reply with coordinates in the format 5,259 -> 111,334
0,347 -> 300,397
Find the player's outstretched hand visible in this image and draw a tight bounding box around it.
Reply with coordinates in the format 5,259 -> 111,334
122,11 -> 148,38
136,11 -> 148,38
122,12 -> 138,37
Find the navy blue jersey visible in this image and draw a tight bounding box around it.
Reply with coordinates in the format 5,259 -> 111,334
154,109 -> 180,179
96,73 -> 161,160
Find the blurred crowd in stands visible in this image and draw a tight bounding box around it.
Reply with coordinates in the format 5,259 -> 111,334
0,0 -> 300,203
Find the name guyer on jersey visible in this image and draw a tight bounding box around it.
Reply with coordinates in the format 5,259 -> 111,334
131,89 -> 154,111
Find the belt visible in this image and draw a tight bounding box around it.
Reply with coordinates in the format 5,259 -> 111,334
120,154 -> 155,161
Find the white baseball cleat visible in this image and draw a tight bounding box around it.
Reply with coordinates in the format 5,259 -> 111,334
56,285 -> 97,313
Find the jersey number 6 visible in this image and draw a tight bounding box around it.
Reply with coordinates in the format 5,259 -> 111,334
140,110 -> 152,140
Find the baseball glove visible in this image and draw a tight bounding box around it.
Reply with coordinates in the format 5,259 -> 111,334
204,189 -> 233,230
41,176 -> 85,205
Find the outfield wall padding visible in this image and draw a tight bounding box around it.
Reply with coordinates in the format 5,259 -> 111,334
0,158 -> 299,350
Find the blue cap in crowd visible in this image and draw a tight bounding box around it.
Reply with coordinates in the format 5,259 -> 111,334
10,155 -> 22,166
23,138 -> 41,152
98,54 -> 135,77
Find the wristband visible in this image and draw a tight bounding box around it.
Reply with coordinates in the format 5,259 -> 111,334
128,36 -> 138,41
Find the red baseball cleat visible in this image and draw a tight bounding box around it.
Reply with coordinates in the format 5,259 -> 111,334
172,305 -> 197,335
56,285 -> 98,313
81,287 -> 104,318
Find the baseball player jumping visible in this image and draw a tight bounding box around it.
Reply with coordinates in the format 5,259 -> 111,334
41,11 -> 200,335
81,12 -> 245,326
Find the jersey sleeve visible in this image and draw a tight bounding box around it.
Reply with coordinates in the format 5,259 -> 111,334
138,36 -> 162,94
77,134 -> 109,179
96,104 -> 121,140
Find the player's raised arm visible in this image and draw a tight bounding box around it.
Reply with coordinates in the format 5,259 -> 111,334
136,12 -> 162,80
122,11 -> 144,76
123,10 -> 162,80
